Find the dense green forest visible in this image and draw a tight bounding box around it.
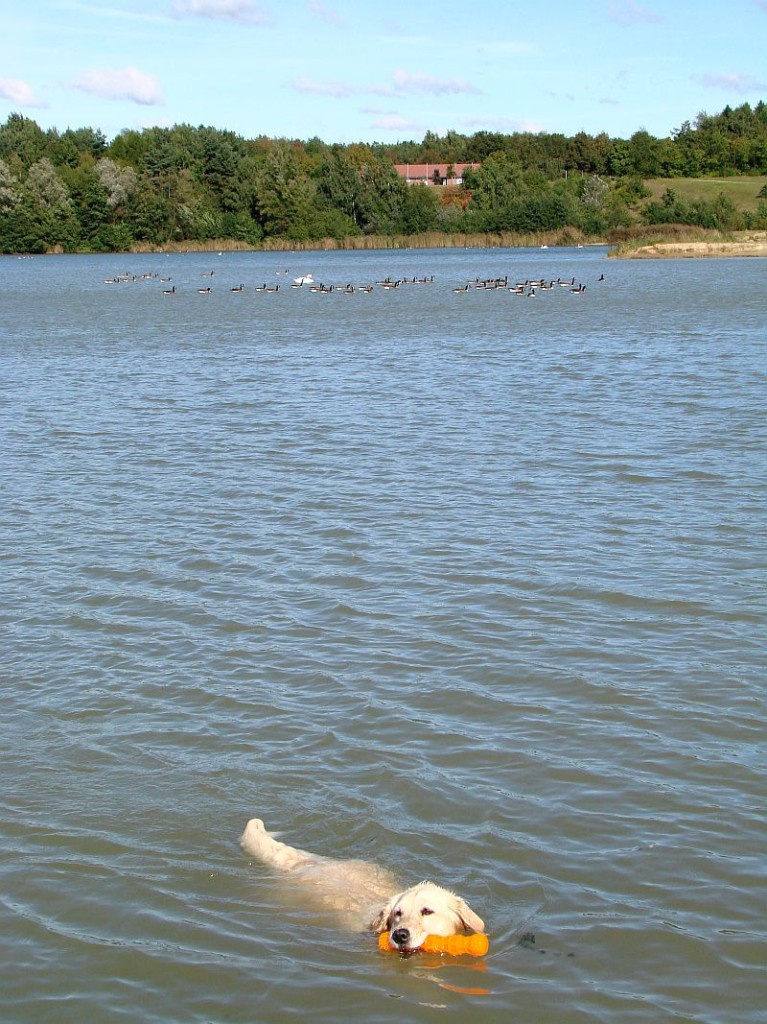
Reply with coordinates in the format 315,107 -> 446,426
1,101 -> 766,253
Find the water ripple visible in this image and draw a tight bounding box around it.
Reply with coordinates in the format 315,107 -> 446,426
2,249 -> 765,1023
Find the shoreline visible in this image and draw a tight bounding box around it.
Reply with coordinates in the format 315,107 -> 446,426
13,231 -> 767,260
612,232 -> 767,259
125,230 -> 602,255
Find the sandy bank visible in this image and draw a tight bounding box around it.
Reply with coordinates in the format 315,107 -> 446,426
616,233 -> 767,259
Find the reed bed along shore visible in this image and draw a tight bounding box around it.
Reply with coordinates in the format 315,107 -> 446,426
46,225 -> 766,259
128,227 -> 597,255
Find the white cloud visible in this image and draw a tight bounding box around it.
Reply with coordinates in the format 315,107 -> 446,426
367,113 -> 423,134
369,83 -> 397,98
542,88 -> 576,103
307,0 -> 341,25
172,0 -> 273,24
608,1 -> 663,25
291,76 -> 354,98
292,68 -> 481,103
696,72 -> 767,93
457,114 -> 544,133
70,66 -> 164,105
0,77 -> 46,108
390,69 -> 480,96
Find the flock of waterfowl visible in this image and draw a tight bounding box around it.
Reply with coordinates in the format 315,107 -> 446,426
452,274 -> 597,296
103,268 -> 601,298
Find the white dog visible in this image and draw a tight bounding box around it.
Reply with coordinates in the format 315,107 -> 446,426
240,818 -> 485,953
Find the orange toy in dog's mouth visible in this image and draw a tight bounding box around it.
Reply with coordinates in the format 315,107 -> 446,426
379,931 -> 489,956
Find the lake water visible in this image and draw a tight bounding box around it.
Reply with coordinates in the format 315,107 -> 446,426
1,246 -> 764,1023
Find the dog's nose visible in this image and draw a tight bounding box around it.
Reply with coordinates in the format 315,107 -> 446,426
391,928 -> 410,947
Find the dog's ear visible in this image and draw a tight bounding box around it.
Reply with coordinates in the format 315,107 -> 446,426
368,893 -> 398,934
453,897 -> 485,934
368,906 -> 389,933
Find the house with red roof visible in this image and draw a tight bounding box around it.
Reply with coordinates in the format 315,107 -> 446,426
393,162 -> 480,186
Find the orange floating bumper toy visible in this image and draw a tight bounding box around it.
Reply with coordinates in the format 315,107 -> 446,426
379,931 -> 489,956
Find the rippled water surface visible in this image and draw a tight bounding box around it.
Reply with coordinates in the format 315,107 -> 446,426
2,248 -> 765,1023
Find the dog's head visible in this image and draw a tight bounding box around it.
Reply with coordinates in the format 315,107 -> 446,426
369,881 -> 484,953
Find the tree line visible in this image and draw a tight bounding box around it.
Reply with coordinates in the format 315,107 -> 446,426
1,101 -> 766,253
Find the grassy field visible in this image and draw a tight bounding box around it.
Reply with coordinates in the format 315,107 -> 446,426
644,176 -> 767,212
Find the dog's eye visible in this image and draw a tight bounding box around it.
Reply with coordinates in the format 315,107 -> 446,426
421,908 -> 434,916
393,908 -> 402,918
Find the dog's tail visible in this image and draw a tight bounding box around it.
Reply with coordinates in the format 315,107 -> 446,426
240,818 -> 313,871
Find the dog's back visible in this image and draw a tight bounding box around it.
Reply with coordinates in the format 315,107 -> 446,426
240,818 -> 398,929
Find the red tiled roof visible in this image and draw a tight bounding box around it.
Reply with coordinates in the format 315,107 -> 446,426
393,162 -> 479,180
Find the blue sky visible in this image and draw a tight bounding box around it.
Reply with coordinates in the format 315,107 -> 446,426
2,0 -> 766,145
